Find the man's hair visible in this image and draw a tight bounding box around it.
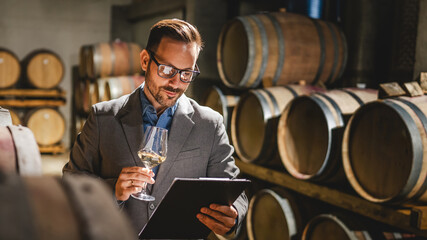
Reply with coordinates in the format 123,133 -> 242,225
145,18 -> 204,53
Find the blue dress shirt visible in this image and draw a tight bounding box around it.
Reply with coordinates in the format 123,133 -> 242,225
139,83 -> 179,176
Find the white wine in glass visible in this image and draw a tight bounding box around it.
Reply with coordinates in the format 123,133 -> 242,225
137,151 -> 166,169
131,126 -> 168,201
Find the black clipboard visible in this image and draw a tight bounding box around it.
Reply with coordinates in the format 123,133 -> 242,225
139,178 -> 251,239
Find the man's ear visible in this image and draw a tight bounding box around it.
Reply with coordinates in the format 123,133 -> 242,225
140,49 -> 150,72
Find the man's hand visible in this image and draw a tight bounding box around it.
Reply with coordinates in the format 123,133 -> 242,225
115,166 -> 155,201
197,204 -> 238,236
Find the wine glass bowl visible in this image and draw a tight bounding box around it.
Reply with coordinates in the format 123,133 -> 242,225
131,126 -> 168,201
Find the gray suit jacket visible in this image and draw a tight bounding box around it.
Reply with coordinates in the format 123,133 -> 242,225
63,87 -> 248,238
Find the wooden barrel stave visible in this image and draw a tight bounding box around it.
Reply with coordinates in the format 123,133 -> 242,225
23,50 -> 64,89
202,86 -> 239,132
112,42 -> 131,76
25,108 -> 65,146
61,175 -> 136,239
343,96 -> 427,203
25,177 -> 81,240
302,214 -> 386,240
84,42 -> 142,79
0,125 -> 42,175
278,88 -> 377,182
247,188 -> 304,240
74,77 -> 86,114
104,76 -> 144,101
247,188 -> 327,240
217,12 -> 347,89
8,108 -> 22,125
231,85 -> 319,165
0,174 -> 136,240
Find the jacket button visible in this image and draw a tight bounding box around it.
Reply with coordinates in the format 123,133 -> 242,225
149,203 -> 155,210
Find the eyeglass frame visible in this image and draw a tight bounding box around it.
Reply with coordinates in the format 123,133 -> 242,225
148,50 -> 200,83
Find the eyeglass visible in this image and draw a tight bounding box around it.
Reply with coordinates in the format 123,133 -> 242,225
148,51 -> 200,83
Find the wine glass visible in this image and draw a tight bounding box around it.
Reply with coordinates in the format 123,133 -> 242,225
131,126 -> 168,201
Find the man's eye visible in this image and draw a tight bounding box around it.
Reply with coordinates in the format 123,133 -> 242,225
182,71 -> 192,77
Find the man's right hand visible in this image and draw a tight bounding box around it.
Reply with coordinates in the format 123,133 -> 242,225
115,166 -> 155,201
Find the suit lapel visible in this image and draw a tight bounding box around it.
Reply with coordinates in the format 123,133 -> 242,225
117,88 -> 144,166
150,95 -> 194,194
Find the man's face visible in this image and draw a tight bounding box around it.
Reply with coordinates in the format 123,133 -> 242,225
141,37 -> 199,113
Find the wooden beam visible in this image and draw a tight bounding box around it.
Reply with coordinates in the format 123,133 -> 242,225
39,143 -> 66,154
236,159 -> 427,237
128,0 -> 186,21
0,89 -> 65,98
378,82 -> 406,99
0,100 -> 65,107
403,81 -> 424,97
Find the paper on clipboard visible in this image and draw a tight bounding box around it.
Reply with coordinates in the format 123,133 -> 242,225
139,177 -> 250,239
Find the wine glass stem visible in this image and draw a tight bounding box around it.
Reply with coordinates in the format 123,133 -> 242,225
142,182 -> 148,194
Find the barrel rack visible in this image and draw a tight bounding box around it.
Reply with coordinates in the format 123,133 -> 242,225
0,88 -> 66,153
236,159 -> 427,238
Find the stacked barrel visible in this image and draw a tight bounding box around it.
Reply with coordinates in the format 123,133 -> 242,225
74,41 -> 145,137
0,48 -> 66,152
0,108 -> 137,239
206,10 -> 424,239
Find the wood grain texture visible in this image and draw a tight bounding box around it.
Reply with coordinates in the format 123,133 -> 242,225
0,50 -> 20,88
0,174 -> 137,239
231,85 -> 318,165
343,96 -> 427,204
0,125 -> 41,176
247,188 -> 303,240
278,88 -> 377,182
26,52 -> 64,89
25,108 -> 65,146
217,12 -> 347,89
201,86 -> 239,131
86,42 -> 142,79
236,160 -> 427,237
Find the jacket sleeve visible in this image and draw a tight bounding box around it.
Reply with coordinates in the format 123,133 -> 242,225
207,115 -> 249,236
62,106 -> 117,190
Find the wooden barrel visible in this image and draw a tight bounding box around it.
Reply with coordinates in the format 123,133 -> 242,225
75,115 -> 86,135
83,41 -> 142,79
342,95 -> 427,204
0,48 -> 20,88
0,107 -> 21,126
96,78 -> 108,102
277,88 -> 377,183
201,86 -> 239,131
0,125 -> 42,175
8,108 -> 21,125
25,108 -> 65,146
23,49 -> 64,89
0,173 -> 137,239
74,77 -> 86,114
247,188 -> 324,240
82,80 -> 100,114
302,214 -> 386,240
79,45 -> 91,78
231,85 -> 319,165
217,12 -> 347,89
103,75 -> 145,100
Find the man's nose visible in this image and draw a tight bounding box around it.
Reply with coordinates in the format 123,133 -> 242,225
168,72 -> 181,86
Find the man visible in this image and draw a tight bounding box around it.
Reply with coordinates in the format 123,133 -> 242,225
63,18 -> 248,239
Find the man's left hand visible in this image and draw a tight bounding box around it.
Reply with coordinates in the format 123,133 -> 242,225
197,204 -> 237,236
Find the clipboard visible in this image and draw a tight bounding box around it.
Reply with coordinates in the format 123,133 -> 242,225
139,177 -> 251,239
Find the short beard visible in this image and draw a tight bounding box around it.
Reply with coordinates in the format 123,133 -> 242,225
145,68 -> 183,109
